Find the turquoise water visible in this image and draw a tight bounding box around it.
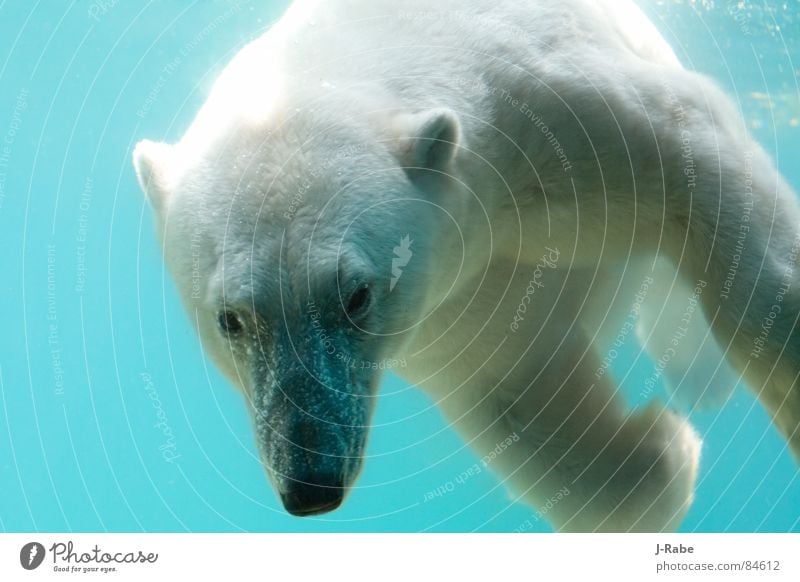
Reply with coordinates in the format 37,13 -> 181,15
0,1 -> 798,532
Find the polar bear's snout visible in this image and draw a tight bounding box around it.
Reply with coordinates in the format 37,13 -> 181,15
252,325 -> 374,516
130,0 -> 800,531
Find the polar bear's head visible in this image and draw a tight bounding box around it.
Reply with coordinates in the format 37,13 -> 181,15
133,100 -> 464,515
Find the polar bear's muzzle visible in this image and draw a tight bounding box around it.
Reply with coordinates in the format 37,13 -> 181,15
251,327 -> 374,517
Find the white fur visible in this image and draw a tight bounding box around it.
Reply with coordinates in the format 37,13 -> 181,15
134,0 -> 800,531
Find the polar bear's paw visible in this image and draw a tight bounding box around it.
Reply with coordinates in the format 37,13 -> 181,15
601,405 -> 701,532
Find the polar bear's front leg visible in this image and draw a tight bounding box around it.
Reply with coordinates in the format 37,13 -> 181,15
556,401 -> 701,532
435,334 -> 700,532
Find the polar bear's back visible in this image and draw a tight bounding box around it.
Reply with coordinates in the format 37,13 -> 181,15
285,0 -> 681,71
586,0 -> 681,67
183,0 -> 682,154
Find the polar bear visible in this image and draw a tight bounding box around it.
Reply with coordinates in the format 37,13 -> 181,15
133,0 -> 800,531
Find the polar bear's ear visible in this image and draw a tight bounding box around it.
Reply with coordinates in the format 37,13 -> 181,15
393,108 -> 461,176
133,139 -> 176,211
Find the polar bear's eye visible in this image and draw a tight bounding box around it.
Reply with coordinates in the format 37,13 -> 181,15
218,310 -> 244,336
346,285 -> 371,320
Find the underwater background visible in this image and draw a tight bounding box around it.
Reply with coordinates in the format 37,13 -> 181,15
0,0 -> 798,532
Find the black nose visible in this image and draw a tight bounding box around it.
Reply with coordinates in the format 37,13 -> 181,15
280,477 -> 345,517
